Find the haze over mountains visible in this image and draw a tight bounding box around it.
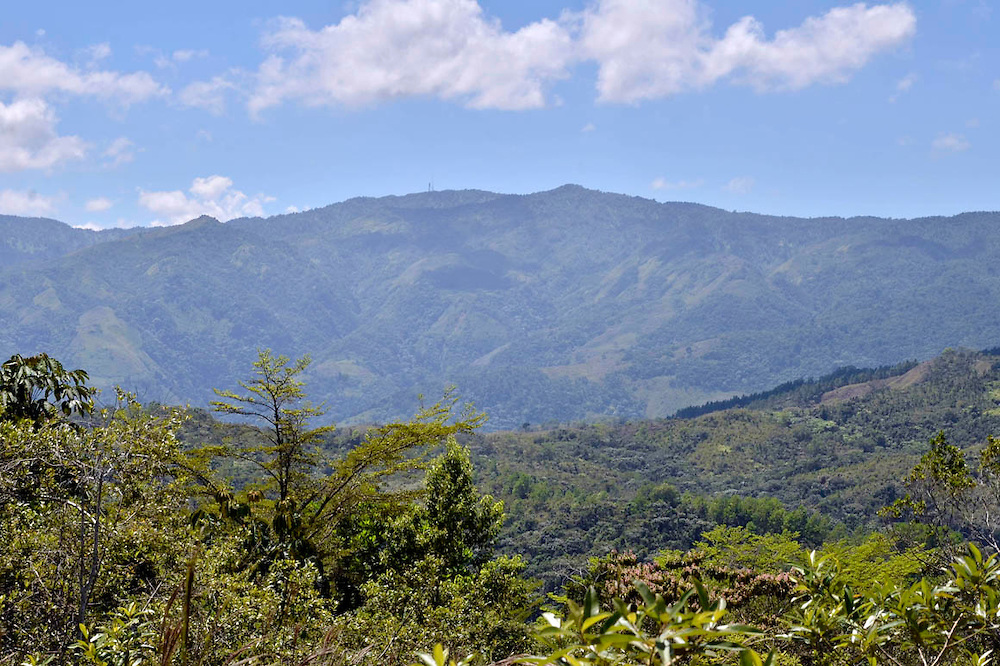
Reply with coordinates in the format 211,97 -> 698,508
2,185 -> 999,429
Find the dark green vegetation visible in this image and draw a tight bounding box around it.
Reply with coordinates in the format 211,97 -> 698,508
467,348 -> 1000,585
5,187 -> 1000,427
8,348 -> 1000,665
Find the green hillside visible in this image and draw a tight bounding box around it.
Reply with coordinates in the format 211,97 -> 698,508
177,347 -> 1000,587
464,348 -> 1000,584
4,186 -> 1000,428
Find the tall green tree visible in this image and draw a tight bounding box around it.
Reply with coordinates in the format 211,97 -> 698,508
211,349 -> 332,505
387,439 -> 504,575
202,351 -> 489,605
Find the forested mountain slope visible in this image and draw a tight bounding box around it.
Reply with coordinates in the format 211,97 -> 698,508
3,186 -> 1000,427
465,348 -> 1000,584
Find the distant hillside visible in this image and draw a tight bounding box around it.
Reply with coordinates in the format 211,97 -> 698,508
0,215 -> 141,268
468,348 -> 1000,583
2,186 -> 1000,427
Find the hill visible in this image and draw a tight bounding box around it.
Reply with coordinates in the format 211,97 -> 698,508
178,347 -> 1000,587
465,347 -> 1000,584
3,186 -> 1000,427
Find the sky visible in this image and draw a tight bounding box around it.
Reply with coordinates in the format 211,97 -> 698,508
0,0 -> 996,228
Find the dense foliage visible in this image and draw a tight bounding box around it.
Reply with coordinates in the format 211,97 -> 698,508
464,349 -> 1000,583
7,348 -> 1000,666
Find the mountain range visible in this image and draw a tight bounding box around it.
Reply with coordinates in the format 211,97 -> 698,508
2,185 -> 999,428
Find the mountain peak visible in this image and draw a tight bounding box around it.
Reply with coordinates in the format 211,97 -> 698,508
184,215 -> 222,227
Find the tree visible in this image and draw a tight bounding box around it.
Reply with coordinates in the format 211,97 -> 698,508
883,431 -> 1000,554
201,351 -> 488,607
399,439 -> 504,574
0,353 -> 94,426
0,391 -> 189,658
211,349 -> 332,506
338,441 -> 535,664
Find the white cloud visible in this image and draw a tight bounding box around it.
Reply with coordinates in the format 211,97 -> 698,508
0,98 -> 88,172
0,189 -> 56,216
248,0 -> 574,113
724,176 -> 755,194
285,205 -> 300,213
932,132 -> 970,152
581,122 -> 596,132
152,48 -> 210,70
579,1 -> 916,103
84,43 -> 112,66
85,197 -> 113,212
73,221 -> 104,231
172,49 -> 209,63
73,218 -> 135,230
889,71 -> 916,101
139,175 -> 273,225
103,136 -> 135,167
651,177 -> 703,190
895,72 -> 916,92
179,76 -> 237,114
0,41 -> 167,103
189,175 -> 233,200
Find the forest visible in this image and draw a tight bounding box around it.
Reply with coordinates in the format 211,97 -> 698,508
5,348 -> 1000,666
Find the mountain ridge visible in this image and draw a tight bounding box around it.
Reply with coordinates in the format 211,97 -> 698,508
3,185 -> 1000,428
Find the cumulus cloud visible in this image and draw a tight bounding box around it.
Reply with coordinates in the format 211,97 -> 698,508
724,176 -> 755,194
0,189 -> 57,216
85,197 -> 113,212
139,175 -> 273,225
0,41 -> 168,103
103,137 -> 135,167
578,0 -> 916,103
651,177 -> 703,190
0,98 -> 88,172
242,1 -> 916,112
932,132 -> 970,153
248,0 -> 574,113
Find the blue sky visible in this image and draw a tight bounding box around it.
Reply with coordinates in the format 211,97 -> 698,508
0,0 -> 996,227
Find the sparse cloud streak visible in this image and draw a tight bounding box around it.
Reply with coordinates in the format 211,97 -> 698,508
651,177 -> 704,190
724,176 -> 755,194
932,132 -> 970,153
